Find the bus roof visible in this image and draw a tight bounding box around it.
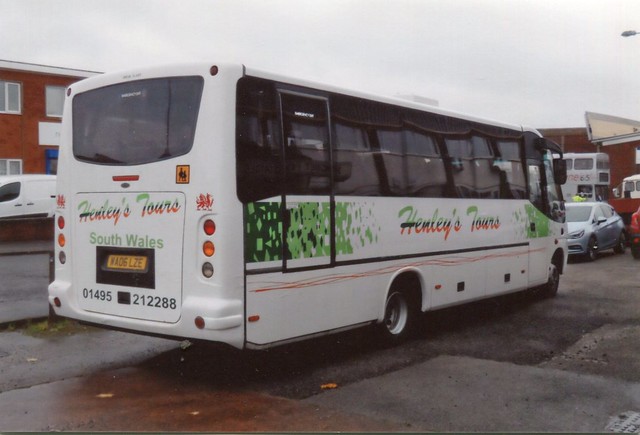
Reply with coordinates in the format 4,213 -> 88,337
71,62 -> 538,139
244,64 -> 534,136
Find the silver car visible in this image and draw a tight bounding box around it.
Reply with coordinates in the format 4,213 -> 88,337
566,202 -> 627,261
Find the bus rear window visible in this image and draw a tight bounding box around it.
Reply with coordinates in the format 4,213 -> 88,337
73,77 -> 203,165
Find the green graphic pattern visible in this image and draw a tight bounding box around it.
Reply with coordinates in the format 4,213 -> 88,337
287,202 -> 331,260
244,200 -> 380,263
512,204 -> 550,239
244,202 -> 282,262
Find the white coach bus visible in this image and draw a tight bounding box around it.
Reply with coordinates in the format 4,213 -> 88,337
48,63 -> 567,349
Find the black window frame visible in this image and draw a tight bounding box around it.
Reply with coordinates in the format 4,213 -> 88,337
236,76 -> 537,204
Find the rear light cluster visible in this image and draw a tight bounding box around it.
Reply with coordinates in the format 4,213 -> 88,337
201,218 -> 216,278
57,215 -> 67,265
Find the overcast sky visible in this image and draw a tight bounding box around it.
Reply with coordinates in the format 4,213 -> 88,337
2,0 -> 640,129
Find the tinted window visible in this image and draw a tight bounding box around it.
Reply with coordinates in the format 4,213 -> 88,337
496,140 -> 526,199
333,122 -> 381,195
281,93 -> 330,195
405,130 -> 438,156
445,136 -> 500,198
0,182 -> 20,202
73,77 -> 203,165
377,129 -> 402,154
236,77 -> 282,202
403,127 -> 447,197
237,77 -> 532,203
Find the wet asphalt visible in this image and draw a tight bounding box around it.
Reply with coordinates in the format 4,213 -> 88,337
3,242 -> 640,431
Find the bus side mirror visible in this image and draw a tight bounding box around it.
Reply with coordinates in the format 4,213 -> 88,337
613,187 -> 620,198
553,158 -> 567,185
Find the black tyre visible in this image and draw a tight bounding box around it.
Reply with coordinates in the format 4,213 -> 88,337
540,263 -> 560,298
614,232 -> 627,254
379,285 -> 419,344
586,237 -> 598,261
632,246 -> 640,260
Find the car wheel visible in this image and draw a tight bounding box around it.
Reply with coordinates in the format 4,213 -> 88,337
586,237 -> 598,261
614,232 -> 627,254
632,246 -> 640,260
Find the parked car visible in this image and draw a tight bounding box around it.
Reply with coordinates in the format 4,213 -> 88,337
0,174 -> 56,219
630,206 -> 640,260
565,202 -> 627,261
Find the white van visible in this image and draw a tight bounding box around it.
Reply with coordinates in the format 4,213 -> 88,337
0,174 -> 57,219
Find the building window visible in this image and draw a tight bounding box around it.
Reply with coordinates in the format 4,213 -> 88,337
0,159 -> 23,175
0,81 -> 21,114
46,85 -> 65,117
45,149 -> 58,174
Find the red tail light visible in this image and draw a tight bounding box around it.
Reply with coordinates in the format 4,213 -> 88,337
204,219 -> 216,235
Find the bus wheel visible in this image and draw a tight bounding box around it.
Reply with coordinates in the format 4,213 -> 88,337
540,263 -> 560,298
380,287 -> 418,343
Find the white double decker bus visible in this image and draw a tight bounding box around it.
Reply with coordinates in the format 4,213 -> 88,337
49,63 -> 567,349
562,152 -> 610,202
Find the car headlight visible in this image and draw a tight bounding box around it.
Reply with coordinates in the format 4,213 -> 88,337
569,229 -> 585,239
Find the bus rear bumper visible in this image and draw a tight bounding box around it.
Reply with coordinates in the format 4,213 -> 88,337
48,280 -> 245,346
182,297 -> 243,331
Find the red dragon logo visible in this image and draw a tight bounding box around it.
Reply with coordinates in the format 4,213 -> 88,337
56,195 -> 66,209
196,193 -> 213,211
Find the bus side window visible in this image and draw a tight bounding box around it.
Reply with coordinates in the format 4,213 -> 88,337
236,78 -> 282,203
445,136 -> 500,199
471,136 -> 500,198
446,137 -> 474,198
377,128 -> 404,195
528,163 -> 544,211
496,140 -> 526,199
404,128 -> 447,198
333,122 -> 381,195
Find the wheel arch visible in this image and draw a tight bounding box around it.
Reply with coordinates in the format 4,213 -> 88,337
551,247 -> 566,274
379,268 -> 425,323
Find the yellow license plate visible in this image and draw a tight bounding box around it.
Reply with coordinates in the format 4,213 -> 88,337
106,254 -> 148,272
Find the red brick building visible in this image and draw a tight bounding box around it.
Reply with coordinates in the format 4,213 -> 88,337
0,60 -> 98,175
541,127 -> 640,190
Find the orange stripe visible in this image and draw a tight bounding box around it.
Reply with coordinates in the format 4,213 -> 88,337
251,247 -> 544,293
